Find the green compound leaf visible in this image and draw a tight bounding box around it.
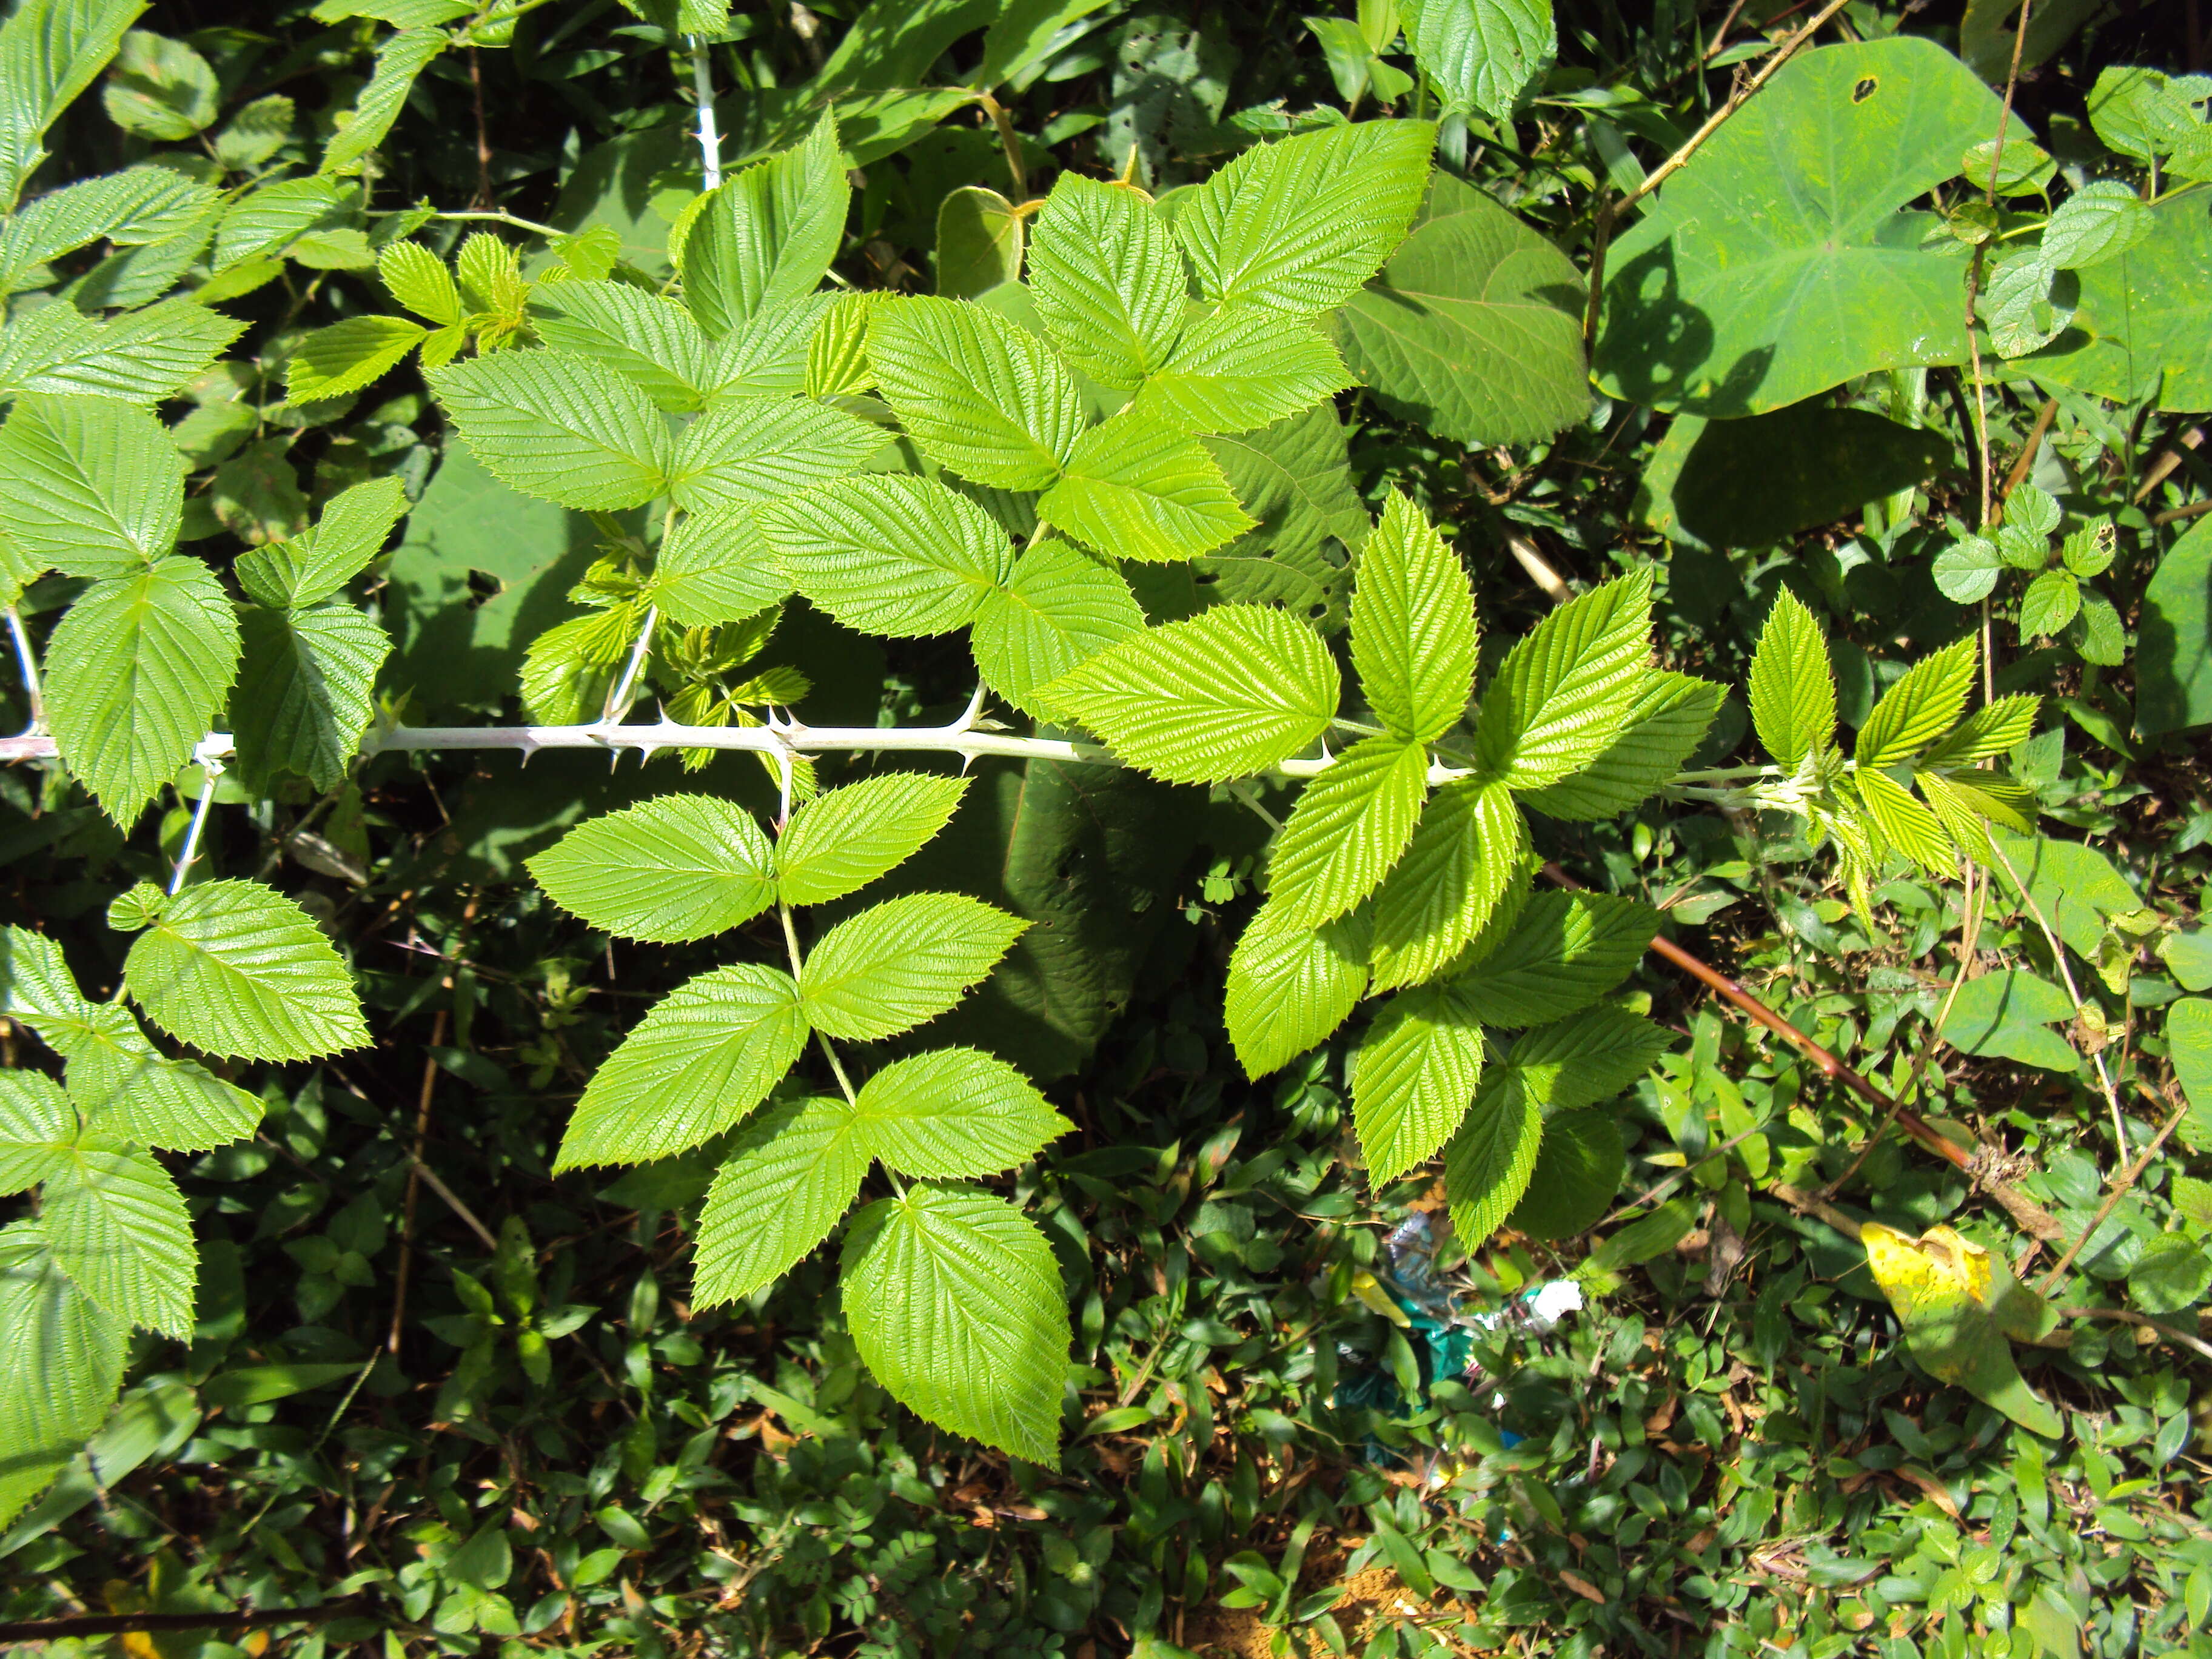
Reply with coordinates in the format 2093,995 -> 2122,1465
284,314 -> 427,403
0,391 -> 180,578
1520,671 -> 1723,823
430,349 -> 674,512
679,110 -> 847,338
799,893 -> 1028,1042
692,1096 -> 866,1307
1039,409 -> 1258,564
1473,571 -> 1652,789
970,536 -> 1145,717
759,475 -> 1011,637
1506,1004 -> 1669,1111
0,295 -> 244,404
45,560 -> 240,824
1446,890 -> 1658,1028
777,772 -> 969,907
1857,634 -> 1978,767
1225,903 -> 1371,1079
1353,981 -> 1484,1185
1028,172 -> 1187,389
1507,1109 -> 1622,1241
1176,119 -> 1435,317
1041,603 -> 1339,783
531,279 -> 716,410
555,964 -> 807,1170
1130,306 -> 1352,436
868,294 -> 1085,490
1369,777 -> 1523,993
651,506 -> 794,627
529,796 -> 776,943
840,1182 -> 1070,1467
668,396 -> 882,515
1443,1070 -> 1542,1246
1403,0 -> 1555,123
0,1221 -> 130,1531
1594,38 -> 2005,417
1749,588 -> 1835,768
1265,735 -> 1430,929
1351,491 -> 1476,744
235,475 -> 409,609
229,601 -> 390,793
43,1145 -> 196,1338
1334,172 -> 1588,449
122,879 -> 368,1062
0,1070 -> 72,1196
850,1047 -> 1071,1178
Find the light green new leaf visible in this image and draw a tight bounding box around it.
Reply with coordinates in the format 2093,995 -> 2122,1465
1027,172 -> 1187,389
1473,572 -> 1652,788
1507,1109 -> 1621,1241
532,280 -> 714,410
1039,409 -> 1257,563
0,297 -> 243,403
1369,777 -> 1522,993
529,796 -> 776,943
234,475 -> 409,609
1352,490 -> 1476,744
758,475 -> 1010,637
0,1221 -> 129,1531
841,1182 -> 1069,1466
970,536 -> 1145,716
1520,671 -> 1723,822
1443,1071 -> 1542,1245
556,964 -> 806,1170
669,397 -> 882,514
692,1096 -> 866,1306
229,602 -> 390,792
1353,981 -> 1484,1184
1041,603 -> 1338,783
1403,0 -> 1555,122
711,292 -> 836,398
851,1048 -> 1071,1177
777,773 -> 969,907
0,392 -> 179,577
1447,890 -> 1657,1027
43,1146 -> 195,1337
1857,634 -> 1977,766
1594,39 -> 2005,417
1130,306 -> 1352,435
1507,1004 -> 1668,1111
284,314 -> 427,403
1265,735 -> 1430,928
122,880 -> 366,1062
868,295 -> 1085,490
45,560 -> 239,823
378,238 -> 460,324
680,112 -> 848,337
651,506 -> 793,627
321,27 -> 446,175
1225,903 -> 1370,1079
1176,119 -> 1435,316
1334,172 -> 1589,448
0,1070 -> 72,1195
1854,768 -> 1957,875
806,291 -> 874,397
431,350 -> 672,512
800,893 -> 1027,1042
1749,589 -> 1835,768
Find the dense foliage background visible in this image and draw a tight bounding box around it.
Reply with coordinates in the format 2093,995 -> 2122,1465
0,0 -> 2208,1655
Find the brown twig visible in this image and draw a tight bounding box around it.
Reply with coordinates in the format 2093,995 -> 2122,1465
1542,863 -> 2066,1242
0,1600 -> 370,1642
2133,423 -> 2204,503
2036,1084 -> 2193,1294
468,49 -> 493,210
2059,1305 -> 2212,1367
2153,498 -> 2212,525
1581,0 -> 1852,350
2000,398 -> 2060,504
386,1006 -> 447,1356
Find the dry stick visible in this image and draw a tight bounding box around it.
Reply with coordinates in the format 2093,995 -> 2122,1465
2001,397 -> 2060,504
1580,0 -> 1852,350
468,47 -> 493,209
2060,1305 -> 2212,1367
1543,862 -> 2066,1242
2036,1085 -> 2193,1294
1504,534 -> 1570,602
385,1004 -> 449,1357
2131,424 -> 2204,503
0,1600 -> 372,1643
2153,498 -> 2212,525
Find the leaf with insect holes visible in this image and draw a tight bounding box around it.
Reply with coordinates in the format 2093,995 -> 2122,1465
799,894 -> 1027,1042
529,796 -> 777,943
776,773 -> 970,907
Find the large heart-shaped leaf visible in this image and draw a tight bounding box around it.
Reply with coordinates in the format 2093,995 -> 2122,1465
1593,38 -> 2005,417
